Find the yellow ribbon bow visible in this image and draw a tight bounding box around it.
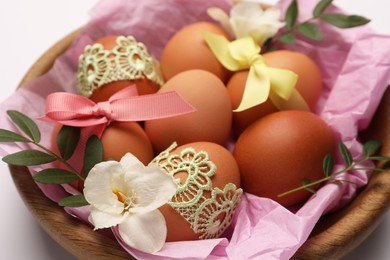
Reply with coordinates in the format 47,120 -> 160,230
203,31 -> 310,112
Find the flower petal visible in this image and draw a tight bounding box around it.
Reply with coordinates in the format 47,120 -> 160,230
120,152 -> 146,173
230,16 -> 256,39
125,164 -> 178,214
207,7 -> 233,35
83,160 -> 124,214
118,210 -> 167,253
263,7 -> 283,21
89,205 -> 129,229
217,1 -> 285,45
231,2 -> 263,18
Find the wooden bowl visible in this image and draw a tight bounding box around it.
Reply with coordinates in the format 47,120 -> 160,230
10,30 -> 390,260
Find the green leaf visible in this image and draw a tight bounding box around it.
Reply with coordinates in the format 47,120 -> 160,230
2,149 -> 56,166
297,22 -> 324,41
278,32 -> 296,44
302,178 -> 316,194
313,0 -> 333,17
338,142 -> 353,166
363,140 -> 381,157
0,129 -> 30,142
7,110 -> 41,143
58,194 -> 89,207
323,154 -> 334,177
33,168 -> 79,184
320,13 -> 370,28
57,126 -> 80,160
285,0 -> 298,30
84,135 -> 103,177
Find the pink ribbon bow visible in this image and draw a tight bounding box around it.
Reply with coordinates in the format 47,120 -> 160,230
42,85 -> 196,126
41,85 -> 196,173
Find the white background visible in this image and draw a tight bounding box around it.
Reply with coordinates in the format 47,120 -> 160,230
0,0 -> 389,259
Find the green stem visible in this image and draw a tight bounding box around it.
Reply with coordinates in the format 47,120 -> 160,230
278,175 -> 333,197
267,17 -> 317,50
33,141 -> 85,181
278,158 -> 368,197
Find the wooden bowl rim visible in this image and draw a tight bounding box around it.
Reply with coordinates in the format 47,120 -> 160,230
10,29 -> 390,260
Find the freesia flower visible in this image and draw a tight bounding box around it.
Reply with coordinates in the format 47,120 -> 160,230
207,1 -> 285,45
83,153 -> 178,253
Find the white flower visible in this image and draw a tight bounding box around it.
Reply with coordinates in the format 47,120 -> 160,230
208,1 -> 285,45
83,153 -> 178,253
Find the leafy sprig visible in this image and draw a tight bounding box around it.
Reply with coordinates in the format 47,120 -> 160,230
278,140 -> 390,198
266,0 -> 370,48
0,110 -> 103,207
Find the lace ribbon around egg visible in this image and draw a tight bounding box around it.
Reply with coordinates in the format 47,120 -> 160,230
76,36 -> 164,97
151,142 -> 243,239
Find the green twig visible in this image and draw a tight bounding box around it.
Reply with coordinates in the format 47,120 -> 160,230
33,141 -> 85,181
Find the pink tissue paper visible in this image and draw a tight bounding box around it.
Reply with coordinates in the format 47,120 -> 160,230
1,0 -> 390,259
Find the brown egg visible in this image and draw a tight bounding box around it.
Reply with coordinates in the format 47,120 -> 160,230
51,122 -> 154,169
154,142 -> 241,241
100,122 -> 154,165
227,50 -> 323,135
233,110 -> 334,207
160,22 -> 232,83
144,69 -> 233,153
77,35 -> 161,102
263,50 -> 322,108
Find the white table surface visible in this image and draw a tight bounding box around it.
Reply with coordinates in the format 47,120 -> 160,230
0,0 -> 389,259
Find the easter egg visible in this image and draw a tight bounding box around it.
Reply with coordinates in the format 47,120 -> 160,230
100,122 -> 154,165
233,110 -> 334,207
160,22 -> 232,83
152,142 -> 242,241
76,35 -> 163,102
144,69 -> 232,153
227,50 -> 323,135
